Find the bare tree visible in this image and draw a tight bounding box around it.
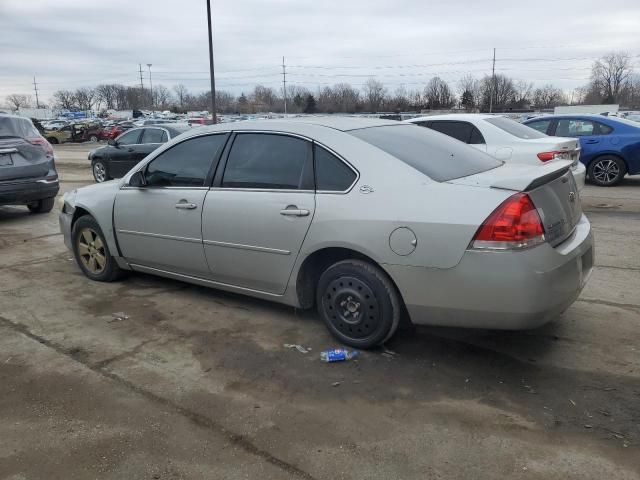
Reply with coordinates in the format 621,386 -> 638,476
53,90 -> 77,110
389,85 -> 410,112
173,84 -> 189,110
5,94 -> 32,110
591,52 -> 632,103
73,87 -> 96,111
153,85 -> 173,110
480,74 -> 516,111
533,84 -> 566,109
424,77 -> 455,109
95,84 -> 122,110
363,78 -> 386,112
250,85 -> 278,111
457,74 -> 481,110
513,80 -> 534,108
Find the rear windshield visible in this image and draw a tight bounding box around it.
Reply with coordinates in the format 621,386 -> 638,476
348,124 -> 501,182
0,116 -> 39,138
484,116 -> 547,139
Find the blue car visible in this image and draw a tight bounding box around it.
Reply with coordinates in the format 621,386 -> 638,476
523,114 -> 640,186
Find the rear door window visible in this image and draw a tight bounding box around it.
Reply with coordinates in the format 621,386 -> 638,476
429,121 -> 474,143
349,125 -> 501,182
222,133 -> 312,190
140,128 -> 165,144
556,119 -> 597,136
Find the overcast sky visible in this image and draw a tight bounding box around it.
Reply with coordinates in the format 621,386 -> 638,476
1,0 -> 639,103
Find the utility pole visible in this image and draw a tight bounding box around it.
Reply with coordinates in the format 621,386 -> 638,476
489,48 -> 496,113
147,64 -> 153,111
206,0 -> 217,123
33,76 -> 40,109
138,64 -> 144,90
282,56 -> 287,115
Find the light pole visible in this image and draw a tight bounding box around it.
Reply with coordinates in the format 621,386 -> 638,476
147,64 -> 153,112
206,0 -> 217,123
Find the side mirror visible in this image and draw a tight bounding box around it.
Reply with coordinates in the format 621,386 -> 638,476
128,171 -> 147,188
108,139 -> 117,147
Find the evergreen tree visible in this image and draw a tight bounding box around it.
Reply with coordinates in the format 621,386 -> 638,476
303,94 -> 317,114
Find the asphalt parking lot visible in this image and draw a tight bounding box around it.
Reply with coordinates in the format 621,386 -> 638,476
1,143 -> 639,479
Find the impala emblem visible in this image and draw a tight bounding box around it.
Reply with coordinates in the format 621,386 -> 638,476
359,185 -> 374,194
568,191 -> 576,203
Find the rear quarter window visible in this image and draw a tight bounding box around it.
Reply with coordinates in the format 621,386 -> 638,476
348,125 -> 501,182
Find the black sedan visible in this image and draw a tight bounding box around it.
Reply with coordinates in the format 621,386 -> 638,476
88,124 -> 191,182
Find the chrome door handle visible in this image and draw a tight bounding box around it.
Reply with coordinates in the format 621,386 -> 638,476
280,208 -> 310,217
175,202 -> 197,210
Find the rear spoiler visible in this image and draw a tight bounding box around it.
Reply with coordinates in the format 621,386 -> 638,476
489,161 -> 572,192
448,160 -> 575,192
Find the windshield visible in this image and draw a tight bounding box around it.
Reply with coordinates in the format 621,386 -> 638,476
349,124 -> 502,182
0,116 -> 39,138
485,116 -> 548,139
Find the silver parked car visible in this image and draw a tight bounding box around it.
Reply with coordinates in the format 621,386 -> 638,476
59,118 -> 594,348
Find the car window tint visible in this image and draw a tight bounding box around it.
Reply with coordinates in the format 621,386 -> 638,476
315,145 -> 357,191
222,133 -> 310,189
349,125 -> 501,182
145,134 -> 227,187
597,122 -> 613,135
469,126 -> 485,144
485,117 -> 547,139
429,121 -> 473,143
526,119 -> 551,134
117,130 -> 141,145
413,121 -> 431,128
556,119 -> 595,136
141,128 -> 165,144
161,131 -> 168,142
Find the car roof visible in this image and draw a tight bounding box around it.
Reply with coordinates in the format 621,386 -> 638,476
199,116 -> 401,134
407,113 -> 495,122
524,114 -> 614,121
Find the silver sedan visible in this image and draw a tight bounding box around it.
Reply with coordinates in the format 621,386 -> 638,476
59,117 -> 594,348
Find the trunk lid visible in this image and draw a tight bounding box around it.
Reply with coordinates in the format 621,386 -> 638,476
0,137 -> 50,182
450,160 -> 582,246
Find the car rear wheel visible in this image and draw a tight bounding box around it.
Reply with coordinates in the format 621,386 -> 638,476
92,160 -> 110,183
89,134 -> 98,142
27,197 -> 55,214
316,259 -> 401,349
588,156 -> 626,186
47,137 -> 58,145
72,215 -> 124,282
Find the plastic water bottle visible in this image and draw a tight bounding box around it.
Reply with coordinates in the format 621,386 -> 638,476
320,349 -> 359,363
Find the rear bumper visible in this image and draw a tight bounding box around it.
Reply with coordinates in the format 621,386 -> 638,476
0,177 -> 59,205
384,214 -> 594,330
571,162 -> 586,191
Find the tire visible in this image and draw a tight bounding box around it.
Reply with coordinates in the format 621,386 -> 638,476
316,259 -> 401,349
47,137 -> 58,145
89,135 -> 98,142
587,155 -> 626,186
71,215 -> 124,282
27,197 -> 55,214
92,159 -> 110,183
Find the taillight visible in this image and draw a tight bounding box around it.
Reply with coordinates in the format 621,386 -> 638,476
27,136 -> 54,156
537,151 -> 571,162
470,193 -> 545,250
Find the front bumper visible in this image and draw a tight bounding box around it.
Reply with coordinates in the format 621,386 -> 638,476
0,177 -> 59,205
59,209 -> 73,251
385,214 -> 594,330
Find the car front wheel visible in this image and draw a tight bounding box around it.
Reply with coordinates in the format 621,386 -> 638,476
588,156 -> 626,186
316,259 -> 401,349
92,159 -> 110,183
72,215 -> 124,282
